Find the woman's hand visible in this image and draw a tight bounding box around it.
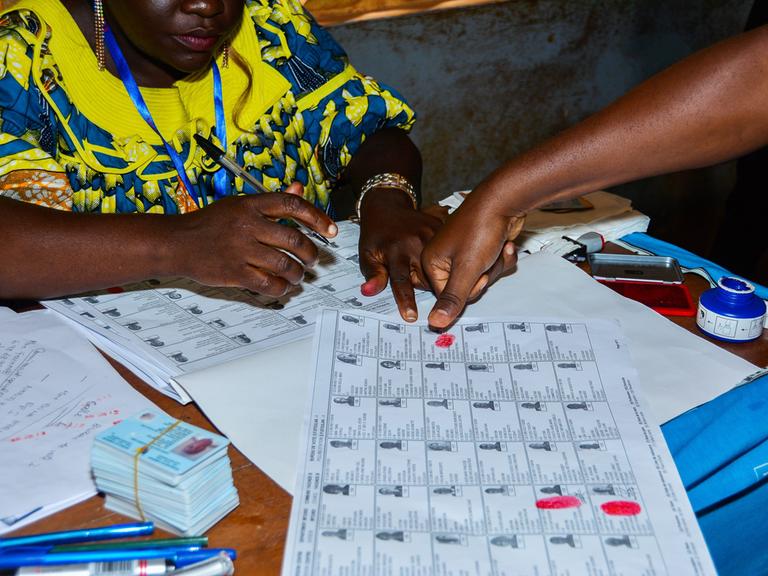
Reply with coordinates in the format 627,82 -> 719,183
422,193 -> 525,329
358,188 -> 444,322
176,183 -> 337,296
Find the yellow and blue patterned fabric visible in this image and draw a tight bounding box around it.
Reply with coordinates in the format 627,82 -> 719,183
0,0 -> 415,215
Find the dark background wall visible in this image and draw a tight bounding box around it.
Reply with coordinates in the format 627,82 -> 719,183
328,0 -> 756,268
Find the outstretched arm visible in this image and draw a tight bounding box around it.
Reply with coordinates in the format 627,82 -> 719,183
423,24 -> 768,328
0,186 -> 336,300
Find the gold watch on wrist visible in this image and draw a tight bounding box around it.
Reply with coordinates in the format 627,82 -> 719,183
352,173 -> 417,222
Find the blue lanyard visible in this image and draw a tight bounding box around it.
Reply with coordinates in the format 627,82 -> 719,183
211,64 -> 229,199
104,25 -> 230,207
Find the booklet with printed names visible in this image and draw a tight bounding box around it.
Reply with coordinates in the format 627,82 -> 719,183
43,221 -> 430,403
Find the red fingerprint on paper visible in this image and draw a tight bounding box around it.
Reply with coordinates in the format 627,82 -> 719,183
435,334 -> 456,348
535,496 -> 582,510
107,286 -> 125,294
601,501 -> 641,516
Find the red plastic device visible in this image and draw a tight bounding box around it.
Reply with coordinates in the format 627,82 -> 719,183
599,280 -> 696,316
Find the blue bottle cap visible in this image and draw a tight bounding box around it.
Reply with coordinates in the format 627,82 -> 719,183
697,276 -> 766,342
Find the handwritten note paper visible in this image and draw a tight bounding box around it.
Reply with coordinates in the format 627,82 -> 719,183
0,310 -> 155,533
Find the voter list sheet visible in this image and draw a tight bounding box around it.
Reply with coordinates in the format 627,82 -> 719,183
282,309 -> 715,576
42,221 -> 427,401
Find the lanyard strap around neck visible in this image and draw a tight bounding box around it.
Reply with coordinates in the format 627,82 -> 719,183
211,63 -> 229,199
103,25 -> 231,206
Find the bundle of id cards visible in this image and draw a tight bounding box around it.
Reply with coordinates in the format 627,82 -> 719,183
92,411 -> 239,535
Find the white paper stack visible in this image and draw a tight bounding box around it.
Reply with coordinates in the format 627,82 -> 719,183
92,411 -> 239,535
0,308 -> 158,535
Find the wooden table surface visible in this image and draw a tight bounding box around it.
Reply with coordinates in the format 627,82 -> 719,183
3,258 -> 767,575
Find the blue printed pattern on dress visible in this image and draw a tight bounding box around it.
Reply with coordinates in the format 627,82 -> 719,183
0,0 -> 415,215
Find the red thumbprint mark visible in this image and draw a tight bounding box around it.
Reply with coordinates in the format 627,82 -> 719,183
600,501 -> 641,516
435,334 -> 456,348
536,496 -> 582,510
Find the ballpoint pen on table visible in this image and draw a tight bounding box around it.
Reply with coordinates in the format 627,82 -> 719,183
7,547 -> 201,575
193,133 -> 332,246
0,522 -> 154,549
5,545 -> 203,555
0,546 -> 236,569
14,559 -> 171,575
169,552 -> 234,576
52,536 -> 208,552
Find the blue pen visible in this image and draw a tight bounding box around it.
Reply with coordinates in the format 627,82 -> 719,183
174,549 -> 237,569
0,547 -> 235,569
0,522 -> 153,549
0,545 -> 202,555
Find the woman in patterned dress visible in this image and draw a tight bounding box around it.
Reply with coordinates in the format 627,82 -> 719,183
0,0 -> 441,321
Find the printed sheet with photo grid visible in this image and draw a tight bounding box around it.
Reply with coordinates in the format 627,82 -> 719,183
282,310 -> 716,576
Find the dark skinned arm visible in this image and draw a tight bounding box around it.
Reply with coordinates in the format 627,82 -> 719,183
335,127 -> 443,322
331,127 -> 423,218
0,185 -> 336,300
337,127 -> 517,321
423,24 -> 768,328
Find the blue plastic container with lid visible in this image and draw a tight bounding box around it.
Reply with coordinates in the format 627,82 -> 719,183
697,276 -> 766,342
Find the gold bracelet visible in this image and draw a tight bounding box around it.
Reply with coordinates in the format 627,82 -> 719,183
353,173 -> 417,222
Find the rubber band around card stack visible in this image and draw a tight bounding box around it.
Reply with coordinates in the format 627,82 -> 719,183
91,411 -> 239,535
133,419 -> 183,521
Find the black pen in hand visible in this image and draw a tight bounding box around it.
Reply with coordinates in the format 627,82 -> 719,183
194,134 -> 332,246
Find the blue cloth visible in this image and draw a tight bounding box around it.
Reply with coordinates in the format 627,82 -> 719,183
620,232 -> 768,300
662,370 -> 768,575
